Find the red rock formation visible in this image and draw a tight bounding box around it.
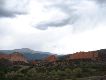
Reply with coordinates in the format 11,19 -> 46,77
0,52 -> 28,63
44,55 -> 57,62
31,61 -> 38,65
0,54 -> 10,59
68,51 -> 99,60
9,52 -> 28,63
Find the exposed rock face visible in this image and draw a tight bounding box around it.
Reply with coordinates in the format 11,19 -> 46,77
44,55 -> 57,62
68,50 -> 106,61
0,52 -> 28,63
31,61 -> 38,65
0,53 -> 10,59
9,52 -> 28,63
69,51 -> 98,60
97,49 -> 106,61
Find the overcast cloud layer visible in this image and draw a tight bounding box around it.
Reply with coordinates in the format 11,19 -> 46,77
0,0 -> 29,17
0,0 -> 106,54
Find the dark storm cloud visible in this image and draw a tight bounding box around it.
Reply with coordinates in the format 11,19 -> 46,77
35,0 -> 79,30
0,8 -> 26,18
96,0 -> 106,4
36,16 -> 77,30
95,0 -> 106,7
0,0 -> 14,17
35,0 -> 106,31
0,0 -> 28,17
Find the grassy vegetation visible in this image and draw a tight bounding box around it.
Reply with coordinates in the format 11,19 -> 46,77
0,59 -> 106,80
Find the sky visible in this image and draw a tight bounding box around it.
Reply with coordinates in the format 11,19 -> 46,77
0,0 -> 106,54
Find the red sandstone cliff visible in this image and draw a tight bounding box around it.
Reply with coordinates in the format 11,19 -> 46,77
44,55 -> 57,62
68,51 -> 99,60
0,53 -> 10,59
9,52 -> 28,63
0,52 -> 28,63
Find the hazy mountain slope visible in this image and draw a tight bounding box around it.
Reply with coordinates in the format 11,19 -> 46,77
0,48 -> 51,60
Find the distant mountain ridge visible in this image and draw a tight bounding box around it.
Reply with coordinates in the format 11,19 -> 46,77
1,48 -> 106,61
0,48 -> 52,60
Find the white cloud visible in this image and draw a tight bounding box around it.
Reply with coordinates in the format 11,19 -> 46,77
31,0 -> 106,32
0,0 -> 106,54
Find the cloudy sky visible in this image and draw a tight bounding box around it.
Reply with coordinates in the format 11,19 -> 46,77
0,0 -> 106,54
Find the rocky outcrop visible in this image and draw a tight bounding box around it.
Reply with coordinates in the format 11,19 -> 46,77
44,55 -> 57,62
97,49 -> 106,61
0,52 -> 28,63
67,50 -> 106,61
0,53 -> 10,59
68,51 -> 98,60
9,52 -> 28,63
30,60 -> 38,65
